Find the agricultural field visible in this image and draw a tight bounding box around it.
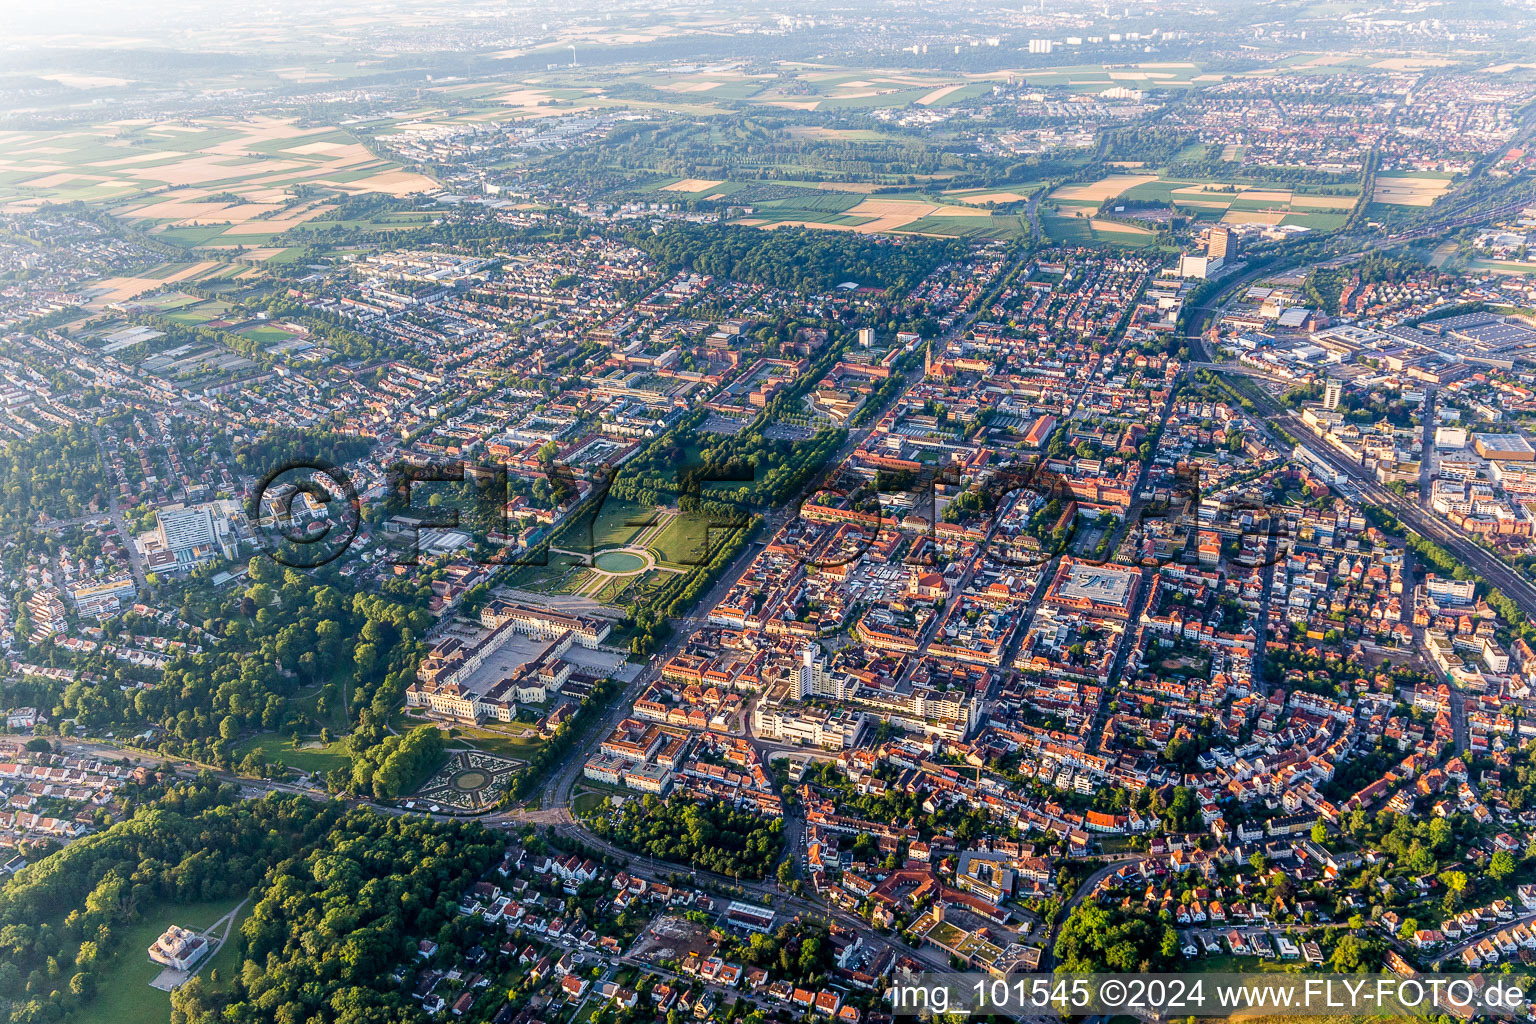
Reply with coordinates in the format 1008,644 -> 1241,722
650,177 -> 1035,237
678,162 -> 1360,244
1372,172 -> 1455,207
1050,173 -> 1163,205
662,61 -> 1215,110
650,66 -> 994,111
1046,172 -> 1360,235
1042,211 -> 1161,246
0,115 -> 439,246
941,185 -> 1046,206
81,261 -> 249,307
732,199 -> 1000,234
1007,60 -> 1214,91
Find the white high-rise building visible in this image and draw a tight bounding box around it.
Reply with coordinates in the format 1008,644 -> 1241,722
1323,378 -> 1343,411
156,504 -> 216,563
148,500 -> 241,568
1177,253 -> 1212,279
797,645 -> 853,700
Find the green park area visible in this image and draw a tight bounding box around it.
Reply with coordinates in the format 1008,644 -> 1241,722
646,511 -> 728,569
72,897 -> 247,1024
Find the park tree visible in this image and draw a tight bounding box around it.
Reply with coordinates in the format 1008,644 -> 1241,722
1490,850 -> 1516,881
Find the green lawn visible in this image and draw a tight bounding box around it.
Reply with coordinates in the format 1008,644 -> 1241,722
591,570 -> 669,605
1191,952 -> 1304,973
139,292 -> 202,311
237,325 -> 300,343
227,660 -> 354,778
228,731 -> 351,776
545,567 -> 595,595
196,900 -> 254,992
647,512 -> 729,569
443,722 -> 545,761
290,673 -> 351,735
71,897 -> 242,1024
572,789 -> 618,816
504,551 -> 593,595
163,309 -> 222,326
1473,258 -> 1536,275
584,496 -> 660,551
1281,211 -> 1348,230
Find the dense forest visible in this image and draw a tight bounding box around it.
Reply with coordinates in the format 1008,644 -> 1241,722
170,810 -> 501,1024
725,920 -> 836,987
232,427 -> 373,478
584,794 -> 782,879
341,724 -> 444,800
37,556 -> 432,776
0,781 -> 341,1024
0,424 -> 109,530
630,223 -> 964,294
518,114 -> 1018,190
1052,900 -> 1179,973
609,420 -> 844,512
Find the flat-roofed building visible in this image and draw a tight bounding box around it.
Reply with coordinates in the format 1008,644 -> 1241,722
1208,226 -> 1233,262
1425,574 -> 1476,608
726,901 -> 776,934
751,699 -> 867,749
1323,378 -> 1343,411
1473,433 -> 1536,462
583,754 -> 624,786
1436,426 -> 1468,449
1043,559 -> 1141,620
620,761 -> 673,795
150,500 -> 240,568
